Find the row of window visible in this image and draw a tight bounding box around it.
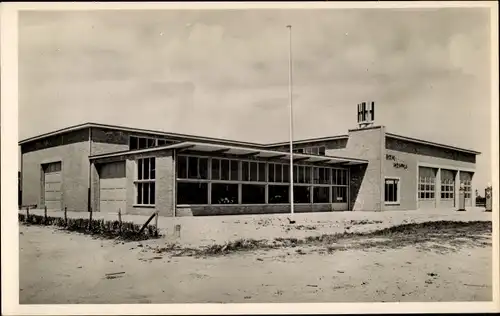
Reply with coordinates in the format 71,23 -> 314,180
129,136 -> 171,150
176,182 -> 348,205
417,176 -> 472,200
293,146 -> 326,156
177,156 -> 349,185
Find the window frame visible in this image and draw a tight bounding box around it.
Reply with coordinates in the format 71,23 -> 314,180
134,156 -> 156,207
384,177 -> 401,205
175,154 -> 349,207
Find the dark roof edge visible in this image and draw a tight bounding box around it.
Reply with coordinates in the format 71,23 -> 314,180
386,133 -> 481,155
265,135 -> 349,147
18,122 -> 265,148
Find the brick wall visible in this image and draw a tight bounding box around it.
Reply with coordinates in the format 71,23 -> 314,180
176,204 -> 334,217
123,149 -> 174,217
327,126 -> 385,211
22,138 -> 90,212
384,142 -> 476,211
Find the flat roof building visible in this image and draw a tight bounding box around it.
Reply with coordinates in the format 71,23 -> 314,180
19,119 -> 480,216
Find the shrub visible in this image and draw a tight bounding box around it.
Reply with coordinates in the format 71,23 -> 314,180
18,213 -> 159,241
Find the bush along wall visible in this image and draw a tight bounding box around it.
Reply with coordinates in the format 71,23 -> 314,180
18,213 -> 160,241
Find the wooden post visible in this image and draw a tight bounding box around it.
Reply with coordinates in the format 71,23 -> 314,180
154,211 -> 159,237
64,207 -> 68,226
118,208 -> 122,233
44,205 -> 48,224
174,224 -> 181,239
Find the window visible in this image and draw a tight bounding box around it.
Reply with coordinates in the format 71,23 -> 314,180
313,167 -> 330,184
461,180 -> 472,199
332,186 -> 347,203
295,165 -> 311,184
302,146 -> 326,156
313,186 -> 330,203
44,162 -> 62,173
460,172 -> 473,199
269,185 -> 289,204
294,186 -> 311,203
211,183 -> 238,204
441,179 -> 455,200
129,136 -> 161,150
136,157 -> 156,205
418,167 -> 436,200
186,156 -> 208,180
177,182 -> 208,205
242,161 -> 266,182
242,184 -> 266,204
384,178 -> 400,204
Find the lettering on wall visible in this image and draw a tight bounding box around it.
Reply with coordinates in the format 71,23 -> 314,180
386,154 -> 408,170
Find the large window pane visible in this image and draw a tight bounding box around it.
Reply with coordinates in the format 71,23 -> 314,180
137,183 -> 143,204
230,160 -> 239,180
258,163 -> 266,182
242,184 -> 265,204
332,169 -> 338,185
143,158 -> 150,180
294,186 -> 311,203
199,158 -> 208,179
188,157 -> 198,179
138,159 -> 143,180
269,185 -> 289,204
283,164 -> 289,183
177,182 -> 208,204
211,159 -> 220,180
221,159 -> 230,181
178,156 -> 188,179
130,136 -> 138,150
138,137 -> 147,149
211,183 -> 238,204
149,182 -> 155,205
242,161 -> 250,181
268,164 -> 275,182
313,186 -> 330,203
250,162 -> 258,181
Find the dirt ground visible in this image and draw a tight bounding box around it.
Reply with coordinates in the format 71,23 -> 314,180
19,221 -> 492,304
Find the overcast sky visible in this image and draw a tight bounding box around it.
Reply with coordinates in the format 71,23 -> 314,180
18,8 -> 492,190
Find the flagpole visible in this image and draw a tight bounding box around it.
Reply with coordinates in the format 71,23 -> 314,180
287,25 -> 295,223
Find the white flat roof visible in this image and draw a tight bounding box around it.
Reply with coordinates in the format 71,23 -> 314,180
89,141 -> 368,166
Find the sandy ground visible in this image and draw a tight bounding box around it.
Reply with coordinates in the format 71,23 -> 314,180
19,222 -> 492,304
23,207 -> 492,246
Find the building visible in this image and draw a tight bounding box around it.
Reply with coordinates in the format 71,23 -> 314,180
19,112 -> 480,216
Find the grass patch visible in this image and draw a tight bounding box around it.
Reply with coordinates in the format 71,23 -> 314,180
19,213 -> 160,241
147,220 -> 492,258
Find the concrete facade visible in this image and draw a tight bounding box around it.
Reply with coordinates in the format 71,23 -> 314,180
19,122 -> 480,216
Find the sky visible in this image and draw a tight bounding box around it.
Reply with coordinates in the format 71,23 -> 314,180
18,8 -> 493,190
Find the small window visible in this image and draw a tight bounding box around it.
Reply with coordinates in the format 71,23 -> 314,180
384,178 -> 400,204
130,136 -> 139,150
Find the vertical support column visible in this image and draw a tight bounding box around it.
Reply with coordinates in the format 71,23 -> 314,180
264,162 -> 269,204
435,168 -> 441,208
238,160 -> 242,204
455,170 -> 460,208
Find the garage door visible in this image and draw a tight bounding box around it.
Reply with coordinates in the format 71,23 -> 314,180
99,161 -> 126,213
460,171 -> 473,207
440,169 -> 456,208
418,167 -> 437,209
44,162 -> 62,210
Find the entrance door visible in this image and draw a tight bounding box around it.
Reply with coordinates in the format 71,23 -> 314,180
43,162 -> 62,210
99,161 -> 126,213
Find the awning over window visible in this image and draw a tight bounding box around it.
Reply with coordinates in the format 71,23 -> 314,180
90,141 -> 368,166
